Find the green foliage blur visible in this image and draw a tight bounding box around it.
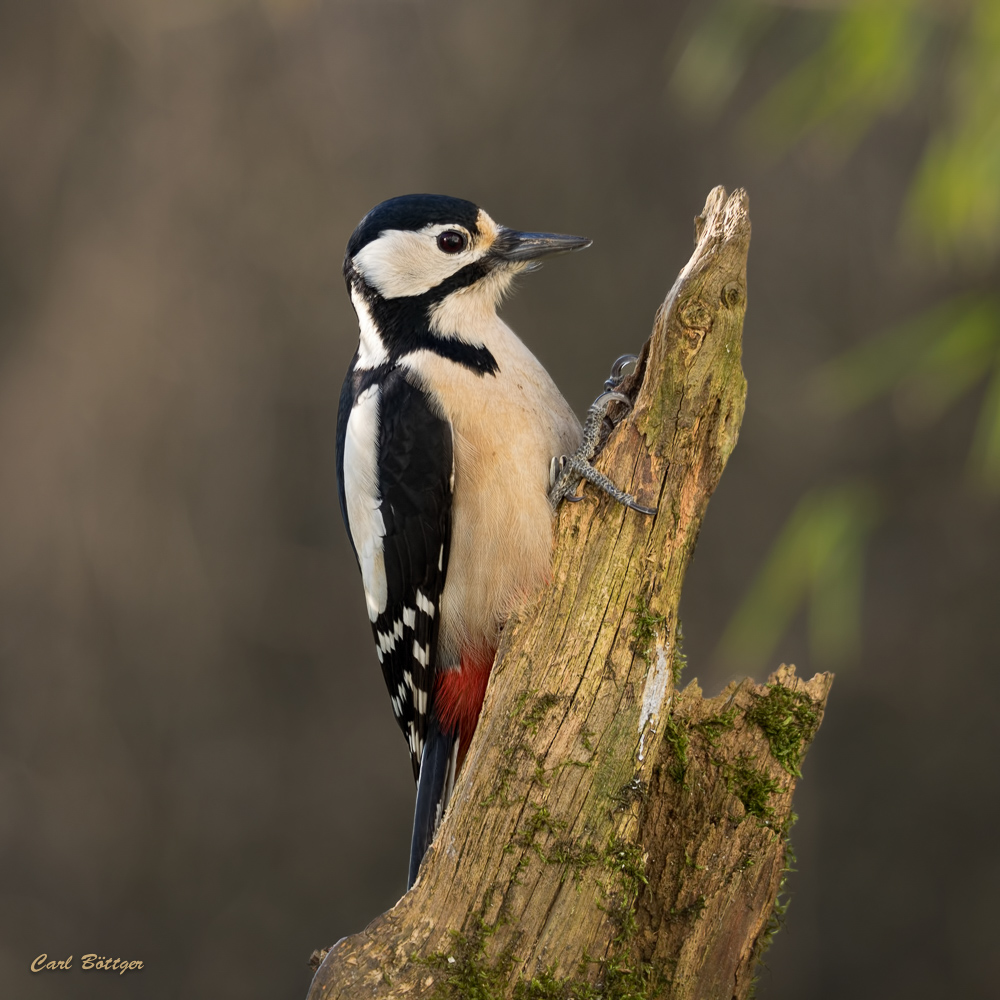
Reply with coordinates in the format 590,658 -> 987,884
718,483 -> 880,670
671,0 -> 1000,670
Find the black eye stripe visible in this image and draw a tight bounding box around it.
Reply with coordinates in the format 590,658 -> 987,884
437,230 -> 467,254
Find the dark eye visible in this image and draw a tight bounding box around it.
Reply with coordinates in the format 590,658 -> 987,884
437,230 -> 467,254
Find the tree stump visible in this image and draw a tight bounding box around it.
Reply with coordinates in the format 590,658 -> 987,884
307,186 -> 833,999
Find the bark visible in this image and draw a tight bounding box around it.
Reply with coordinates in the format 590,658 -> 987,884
307,187 -> 833,999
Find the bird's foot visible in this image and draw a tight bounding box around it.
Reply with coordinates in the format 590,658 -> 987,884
549,355 -> 656,515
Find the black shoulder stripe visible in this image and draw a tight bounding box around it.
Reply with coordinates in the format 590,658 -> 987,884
426,338 -> 499,376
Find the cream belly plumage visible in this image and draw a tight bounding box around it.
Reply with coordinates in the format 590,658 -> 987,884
400,316 -> 581,665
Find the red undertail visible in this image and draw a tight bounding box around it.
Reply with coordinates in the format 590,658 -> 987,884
434,646 -> 496,771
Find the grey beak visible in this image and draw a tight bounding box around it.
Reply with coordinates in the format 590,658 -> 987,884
494,228 -> 592,262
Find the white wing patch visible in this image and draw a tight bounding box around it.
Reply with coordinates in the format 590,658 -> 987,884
343,385 -> 387,621
408,720 -> 424,761
377,618 -> 404,654
415,589 -> 436,618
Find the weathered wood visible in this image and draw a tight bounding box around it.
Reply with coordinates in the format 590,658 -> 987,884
307,187 -> 832,999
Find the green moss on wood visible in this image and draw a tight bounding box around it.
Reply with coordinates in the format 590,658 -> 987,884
683,848 -> 705,871
662,714 -> 690,784
604,838 -> 648,895
421,914 -> 513,1000
508,955 -> 668,1000
488,693 -> 563,805
691,704 -> 738,747
425,833 -> 661,1000
547,840 -> 603,883
745,684 -> 822,777
630,595 -> 667,661
725,755 -> 781,821
510,805 -> 604,885
630,597 -> 687,689
599,838 -> 648,946
523,692 -> 561,735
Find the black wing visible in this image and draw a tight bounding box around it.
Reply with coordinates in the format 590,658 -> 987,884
337,362 -> 452,780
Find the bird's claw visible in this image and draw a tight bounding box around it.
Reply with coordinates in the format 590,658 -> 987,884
548,356 -> 656,515
605,354 -> 638,391
591,389 -> 631,412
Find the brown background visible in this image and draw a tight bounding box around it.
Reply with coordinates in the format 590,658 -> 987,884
0,2 -> 996,998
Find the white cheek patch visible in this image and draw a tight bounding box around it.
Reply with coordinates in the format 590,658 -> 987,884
343,386 -> 387,621
352,225 -> 486,299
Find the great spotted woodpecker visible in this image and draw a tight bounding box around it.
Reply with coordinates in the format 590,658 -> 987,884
337,195 -> 651,889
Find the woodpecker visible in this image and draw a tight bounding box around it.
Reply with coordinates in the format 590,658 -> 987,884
337,194 -> 651,890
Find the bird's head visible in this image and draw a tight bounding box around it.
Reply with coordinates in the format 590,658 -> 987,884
343,195 -> 590,355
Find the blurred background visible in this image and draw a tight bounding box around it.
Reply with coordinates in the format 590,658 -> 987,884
1,0 -> 997,997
